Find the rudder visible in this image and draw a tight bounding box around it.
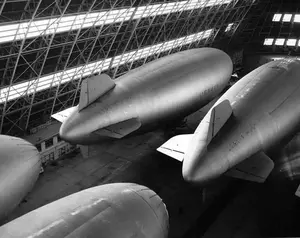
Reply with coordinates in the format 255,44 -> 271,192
79,74 -> 116,111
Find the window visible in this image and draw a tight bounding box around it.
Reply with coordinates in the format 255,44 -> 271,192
294,14 -> 300,23
59,147 -> 66,157
282,14 -> 292,22
286,39 -> 297,46
264,38 -> 274,45
35,143 -> 42,152
272,14 -> 282,22
0,0 -> 232,44
274,38 -> 285,46
57,135 -> 62,142
0,29 -> 214,104
45,138 -> 53,148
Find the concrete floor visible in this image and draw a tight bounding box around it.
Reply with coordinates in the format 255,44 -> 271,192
4,98 -> 300,237
201,178 -> 300,238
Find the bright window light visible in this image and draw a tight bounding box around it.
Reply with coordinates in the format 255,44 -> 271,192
272,14 -> 282,22
282,14 -> 292,22
0,29 -> 214,104
133,0 -> 232,19
294,14 -> 300,23
112,29 -> 213,67
0,0 -> 232,44
286,39 -> 297,46
225,23 -> 234,32
264,38 -> 274,45
271,57 -> 283,61
275,38 -> 285,45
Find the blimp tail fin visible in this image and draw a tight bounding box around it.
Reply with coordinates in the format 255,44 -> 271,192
225,151 -> 274,183
156,134 -> 193,162
206,99 -> 232,144
195,100 -> 232,145
295,185 -> 300,197
93,118 -> 141,139
79,74 -> 116,111
51,106 -> 77,123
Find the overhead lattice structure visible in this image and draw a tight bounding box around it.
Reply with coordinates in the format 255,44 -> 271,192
0,0 -> 257,136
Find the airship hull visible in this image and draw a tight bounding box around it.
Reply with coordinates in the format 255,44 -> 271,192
0,183 -> 169,238
184,59 -> 300,184
0,135 -> 40,220
59,48 -> 233,145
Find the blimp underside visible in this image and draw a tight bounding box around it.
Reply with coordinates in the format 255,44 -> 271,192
1,0 -> 300,237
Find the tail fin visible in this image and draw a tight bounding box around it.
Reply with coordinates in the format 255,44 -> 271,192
196,99 -> 232,144
93,118 -> 141,139
51,106 -> 77,123
225,151 -> 274,183
79,74 -> 116,111
157,134 -> 193,161
157,100 -> 232,161
295,184 -> 300,197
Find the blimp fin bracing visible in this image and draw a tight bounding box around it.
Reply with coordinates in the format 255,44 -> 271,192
79,74 -> 116,111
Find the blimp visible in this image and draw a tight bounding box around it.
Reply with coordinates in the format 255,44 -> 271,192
0,183 -> 169,238
52,48 -> 233,147
157,58 -> 300,194
0,135 -> 40,220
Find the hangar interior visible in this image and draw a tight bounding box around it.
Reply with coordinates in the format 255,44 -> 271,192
1,0 -> 300,237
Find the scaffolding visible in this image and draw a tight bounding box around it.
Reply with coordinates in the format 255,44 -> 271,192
0,0 -> 257,135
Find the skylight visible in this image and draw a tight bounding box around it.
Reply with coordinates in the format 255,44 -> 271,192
282,14 -> 292,22
263,38 -> 274,45
294,14 -> 300,23
274,38 -> 285,46
286,39 -> 297,46
264,37 -> 300,47
272,14 -> 282,22
0,29 -> 214,104
0,0 -> 232,44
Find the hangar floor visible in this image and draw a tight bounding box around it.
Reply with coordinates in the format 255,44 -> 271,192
4,99 -> 300,237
